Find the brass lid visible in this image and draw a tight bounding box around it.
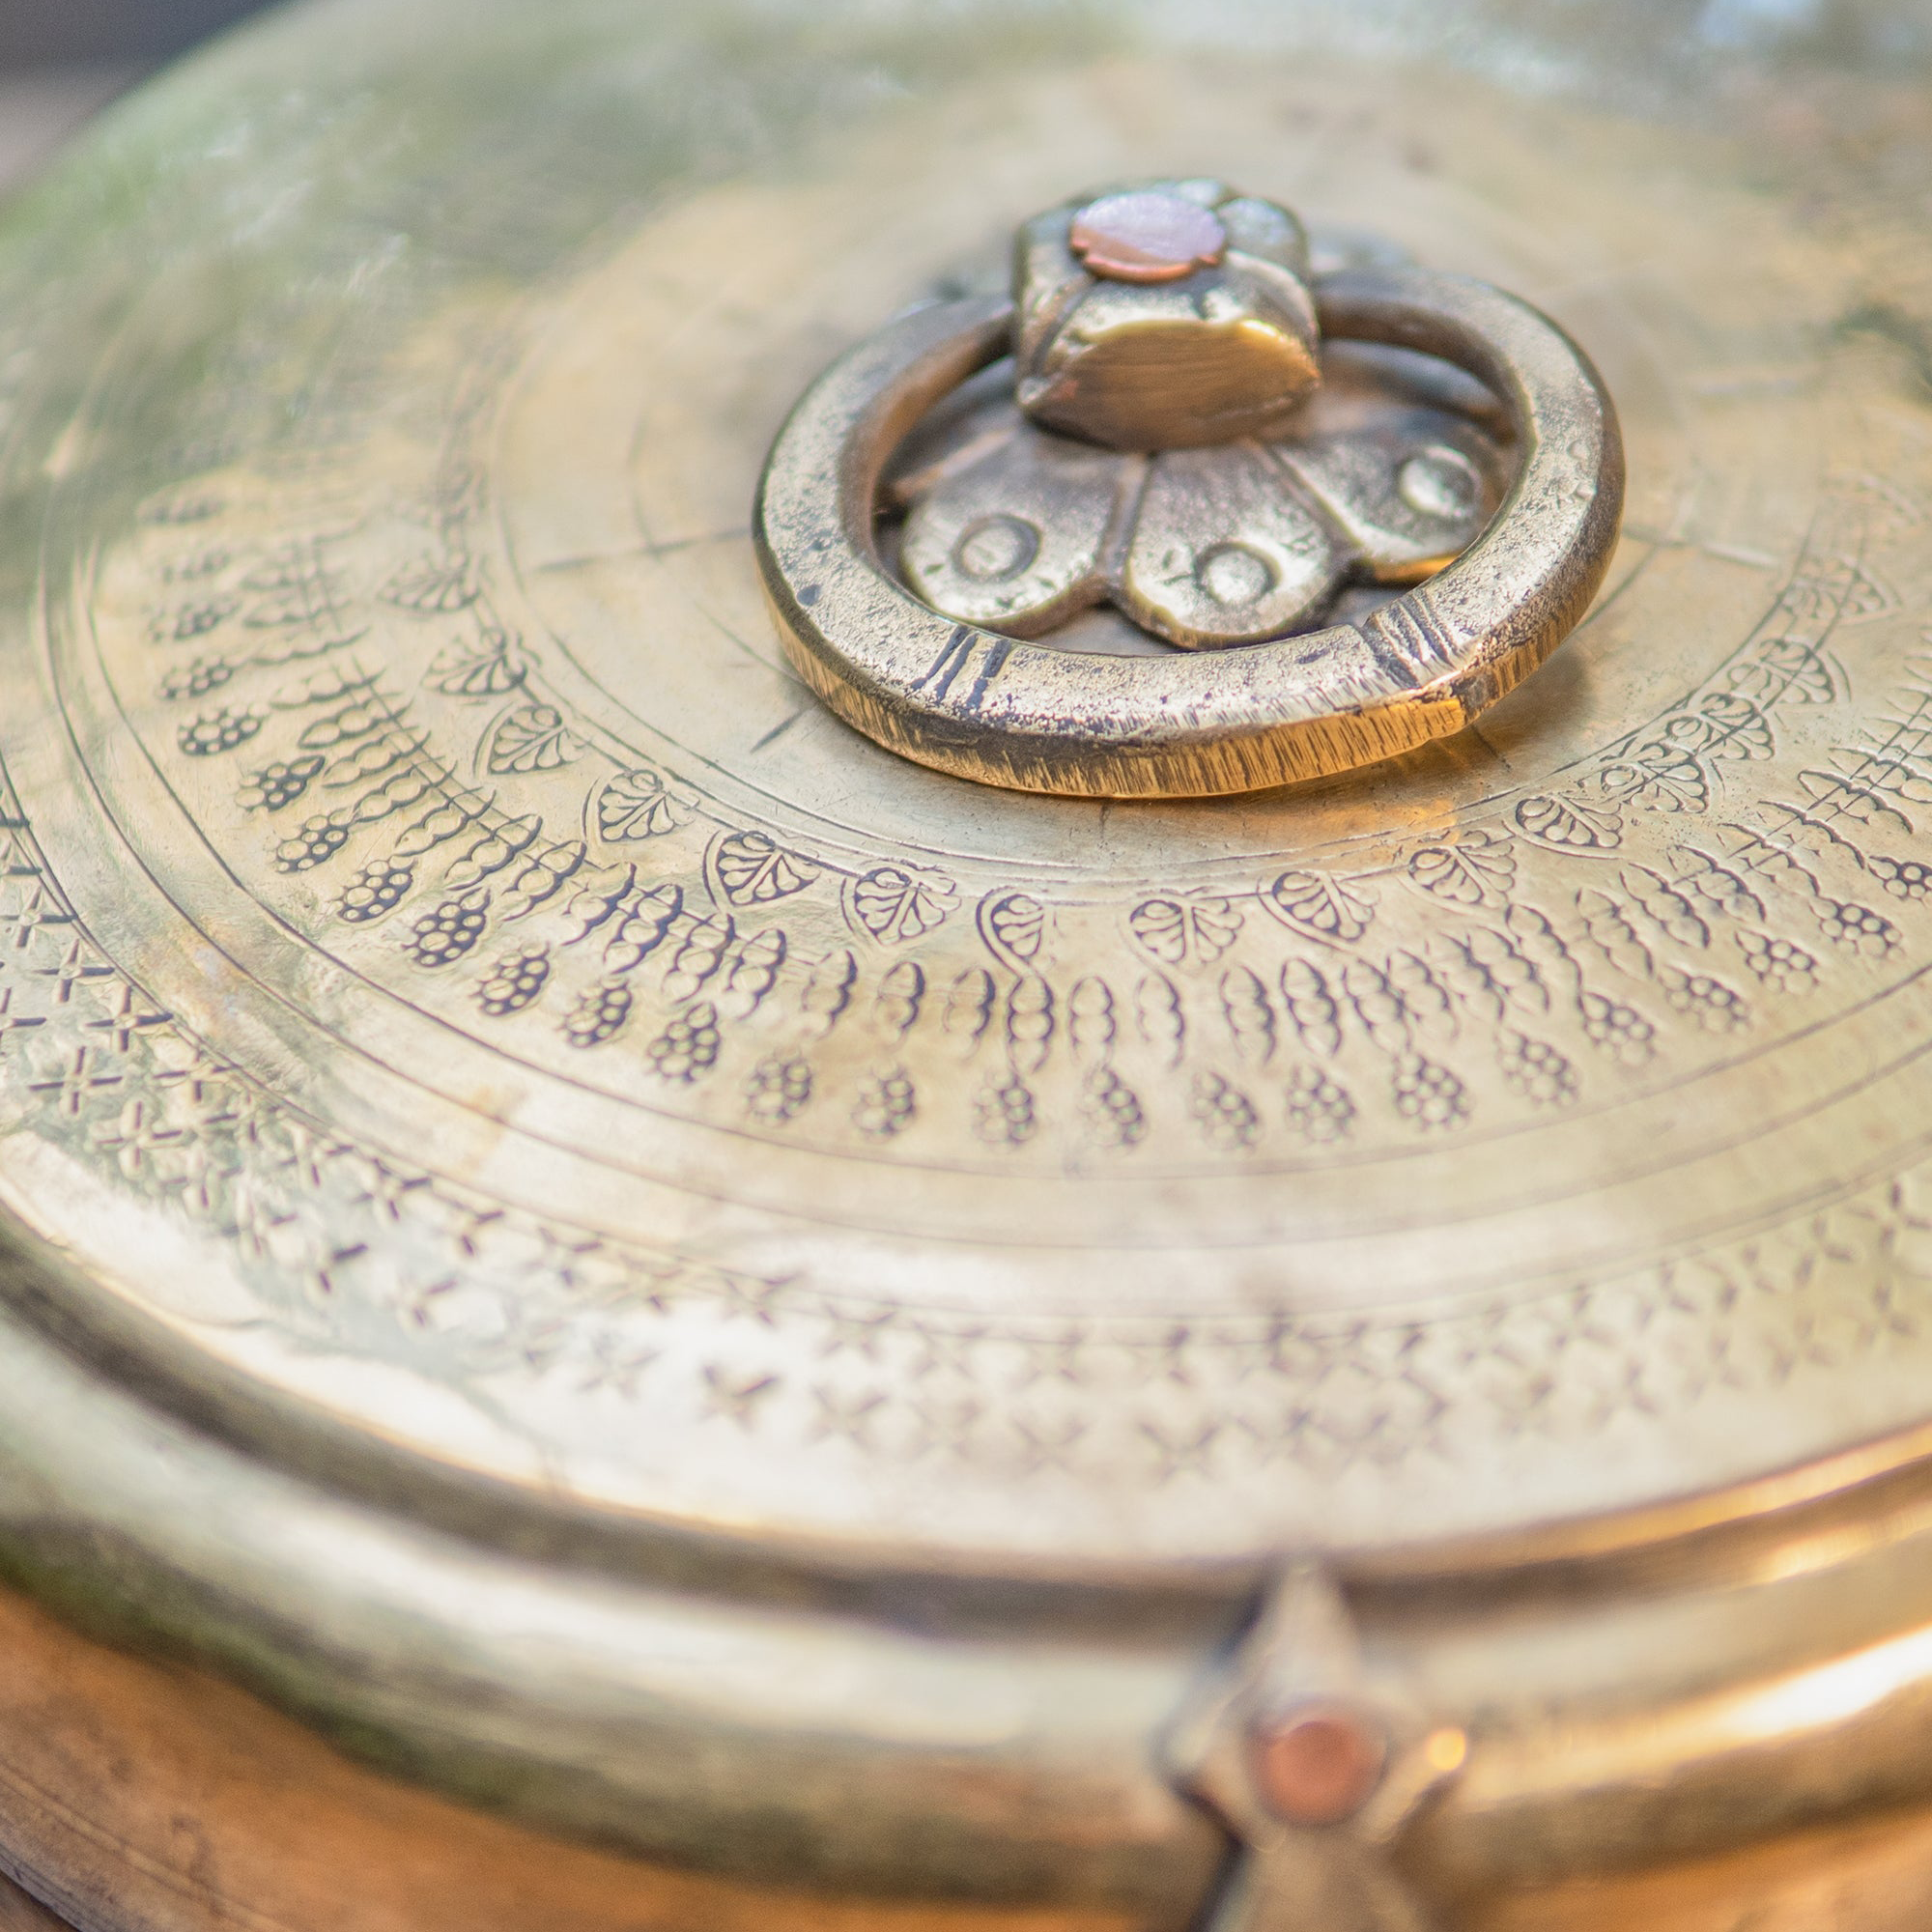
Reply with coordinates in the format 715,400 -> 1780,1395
4,3 -> 1932,1927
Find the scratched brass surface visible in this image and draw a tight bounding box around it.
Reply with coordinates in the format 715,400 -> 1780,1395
1,6 -> 1918,1570
5,1 -> 1932,1928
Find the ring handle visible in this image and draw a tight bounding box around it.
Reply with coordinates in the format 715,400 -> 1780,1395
754,266 -> 1624,800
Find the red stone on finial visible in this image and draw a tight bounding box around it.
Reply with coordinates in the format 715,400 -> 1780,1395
1069,190 -> 1227,284
1247,1703 -> 1388,1827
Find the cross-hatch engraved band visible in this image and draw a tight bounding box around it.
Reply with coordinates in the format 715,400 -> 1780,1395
755,270 -> 1624,799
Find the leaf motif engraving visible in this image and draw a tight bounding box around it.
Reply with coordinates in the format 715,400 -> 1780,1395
713,830 -> 818,907
1434,927 -> 1548,1022
1740,639 -> 1841,706
1504,903 -> 1583,995
1516,793 -> 1623,853
294,697 -> 386,755
850,866 -> 955,945
977,890 -> 1047,970
1341,960 -> 1409,1055
1697,694 -> 1776,762
305,725 -> 419,801
1386,951 -> 1455,1037
943,968 -> 996,1050
487,704 -> 581,776
427,627 -> 525,697
1577,891 -> 1655,981
1671,848 -> 1766,923
1128,895 -> 1241,967
552,865 -> 636,947
500,841 -> 585,922
1263,870 -> 1374,946
1601,745 -> 1709,813
1407,833 -> 1516,907
1620,865 -> 1711,948
1839,560 -> 1897,623
597,769 -> 684,841
381,553 -> 479,613
664,914 -> 735,1001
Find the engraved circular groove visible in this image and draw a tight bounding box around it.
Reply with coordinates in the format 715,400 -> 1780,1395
952,513 -> 1040,582
1196,542 -> 1278,610
1398,444 -> 1483,520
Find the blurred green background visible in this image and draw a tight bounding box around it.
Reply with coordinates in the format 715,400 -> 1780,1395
0,0 -> 1927,203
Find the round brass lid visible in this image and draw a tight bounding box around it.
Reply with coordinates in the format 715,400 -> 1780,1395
0,0 -> 1928,1589
9,6 -> 1932,1930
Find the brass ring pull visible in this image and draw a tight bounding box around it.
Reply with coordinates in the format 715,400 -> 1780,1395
755,192 -> 1624,800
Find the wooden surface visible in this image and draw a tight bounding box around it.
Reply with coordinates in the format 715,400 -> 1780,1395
0,1874 -> 68,1931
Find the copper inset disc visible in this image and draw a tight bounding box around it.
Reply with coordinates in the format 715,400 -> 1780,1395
1070,189 -> 1227,282
1248,1706 -> 1389,1827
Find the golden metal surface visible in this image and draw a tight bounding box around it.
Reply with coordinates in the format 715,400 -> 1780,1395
4,1 -> 1932,1928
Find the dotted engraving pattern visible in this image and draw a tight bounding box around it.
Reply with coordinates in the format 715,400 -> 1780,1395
16,386 -> 1932,1497
5,787 -> 1932,1492
120,457 -> 1921,1180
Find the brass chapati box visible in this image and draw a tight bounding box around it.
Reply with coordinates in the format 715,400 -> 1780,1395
2,1 -> 1932,1927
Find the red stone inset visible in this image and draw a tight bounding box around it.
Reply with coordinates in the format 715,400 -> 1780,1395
1247,1703 -> 1388,1827
1069,190 -> 1227,284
